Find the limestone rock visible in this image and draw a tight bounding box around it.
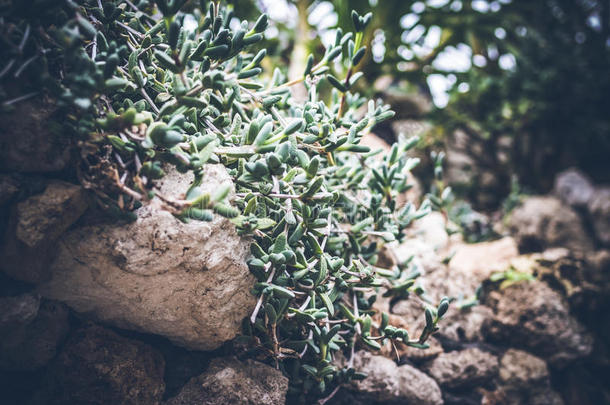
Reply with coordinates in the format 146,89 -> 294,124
0,180 -> 88,283
588,187 -> 610,246
449,237 -> 519,284
44,324 -> 165,405
0,296 -> 69,370
553,168 -> 594,208
482,280 -> 593,366
508,196 -> 594,253
38,165 -> 254,350
424,348 -> 499,389
412,211 -> 450,251
350,351 -> 443,405
164,357 -> 287,405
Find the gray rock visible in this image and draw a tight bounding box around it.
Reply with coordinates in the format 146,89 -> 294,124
483,280 -> 593,366
554,168 -> 595,208
0,98 -> 71,173
588,187 -> 610,246
0,293 -> 40,325
0,175 -> 19,207
424,348 -> 499,389
38,165 -> 255,350
493,349 -> 564,405
350,351 -> 443,405
0,180 -> 88,283
439,305 -> 494,343
389,237 -> 518,356
0,295 -> 69,370
164,357 -> 287,405
508,196 -> 594,253
44,324 -> 165,405
14,181 -> 88,249
499,349 -> 549,388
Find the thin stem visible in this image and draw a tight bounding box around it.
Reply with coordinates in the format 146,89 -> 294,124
116,21 -> 144,39
2,91 -> 38,106
250,264 -> 275,323
140,88 -> 159,114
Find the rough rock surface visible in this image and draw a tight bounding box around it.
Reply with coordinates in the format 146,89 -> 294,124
553,168 -> 595,208
0,295 -> 69,370
389,237 -> 518,358
0,98 -> 71,173
412,211 -> 450,251
350,351 -> 443,405
0,180 -> 88,283
164,357 -> 288,405
424,348 -> 499,389
0,175 -> 19,207
43,324 -> 165,405
38,165 -> 254,350
378,312 -> 444,362
508,196 -> 594,253
499,349 -> 549,387
448,237 -> 519,286
492,349 -> 564,405
439,305 -> 494,343
0,293 -> 40,325
588,187 -> 610,246
14,181 -> 88,248
483,280 -> 593,366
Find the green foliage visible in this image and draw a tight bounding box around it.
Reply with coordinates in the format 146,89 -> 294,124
387,0 -> 610,193
490,267 -> 535,290
1,1 -> 450,399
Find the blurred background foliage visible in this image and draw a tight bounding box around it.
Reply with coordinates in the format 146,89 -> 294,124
2,0 -> 608,210
229,0 -> 610,209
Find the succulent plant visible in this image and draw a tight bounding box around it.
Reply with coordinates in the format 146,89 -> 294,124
1,0 -> 450,400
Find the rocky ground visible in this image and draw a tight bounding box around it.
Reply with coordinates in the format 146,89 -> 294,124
0,109 -> 608,405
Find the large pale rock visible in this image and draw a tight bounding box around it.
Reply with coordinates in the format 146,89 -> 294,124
482,280 -> 593,366
164,357 -> 288,405
588,187 -> 610,246
553,168 -> 595,208
449,237 -> 519,285
39,165 -> 255,350
0,180 -> 88,283
43,324 -> 165,405
350,351 -> 443,405
0,295 -> 69,370
412,211 -> 450,251
424,348 -> 499,389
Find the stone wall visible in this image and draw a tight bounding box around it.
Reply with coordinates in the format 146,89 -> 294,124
1,111 -> 608,404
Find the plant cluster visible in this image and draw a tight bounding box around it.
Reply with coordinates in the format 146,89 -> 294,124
1,0 -> 450,400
